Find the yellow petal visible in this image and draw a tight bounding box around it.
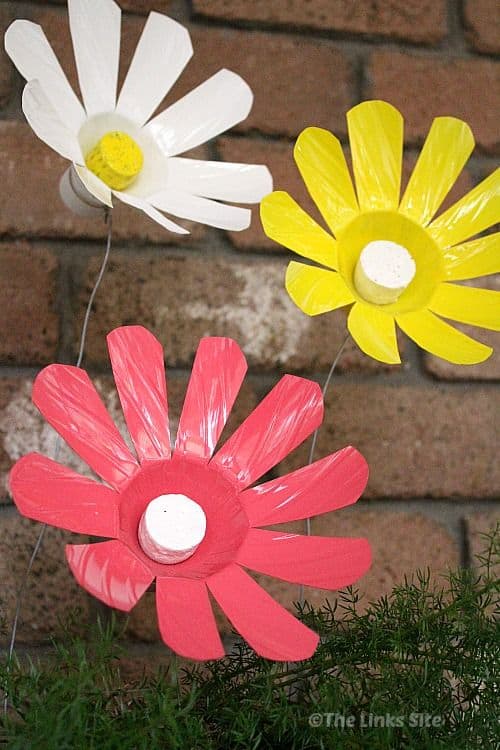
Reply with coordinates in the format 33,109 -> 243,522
428,168 -> 500,248
444,233 -> 500,280
396,309 -> 492,364
429,283 -> 500,331
285,261 -> 354,316
348,303 -> 400,364
294,127 -> 358,236
400,117 -> 474,226
260,191 -> 338,269
347,100 -> 403,211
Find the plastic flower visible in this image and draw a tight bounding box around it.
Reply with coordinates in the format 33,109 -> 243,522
261,100 -> 500,365
4,0 -> 272,232
9,326 -> 371,662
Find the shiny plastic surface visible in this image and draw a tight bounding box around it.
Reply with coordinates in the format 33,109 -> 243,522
33,364 -> 139,490
212,374 -> 323,489
12,326 -> 372,661
66,540 -> 153,611
237,530 -> 371,590
176,337 -> 247,461
9,452 -> 119,537
241,447 -> 368,527
167,157 -> 273,203
156,577 -> 225,660
107,326 -> 171,462
116,13 -> 193,127
149,190 -> 252,231
22,79 -> 83,163
261,100 -> 500,366
207,563 -> 319,661
68,0 -> 121,117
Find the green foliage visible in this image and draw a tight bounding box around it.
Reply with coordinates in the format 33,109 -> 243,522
1,527 -> 498,749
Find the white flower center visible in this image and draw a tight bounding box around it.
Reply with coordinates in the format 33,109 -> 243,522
354,240 -> 416,305
138,494 -> 207,565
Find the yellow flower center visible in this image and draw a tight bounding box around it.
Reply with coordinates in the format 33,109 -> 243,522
85,131 -> 143,191
354,240 -> 416,305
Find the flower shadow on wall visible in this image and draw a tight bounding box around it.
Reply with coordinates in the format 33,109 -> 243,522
261,100 -> 500,365
5,0 -> 272,231
9,326 -> 371,662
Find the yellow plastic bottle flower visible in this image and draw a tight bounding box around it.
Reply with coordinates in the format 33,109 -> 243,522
260,100 -> 500,365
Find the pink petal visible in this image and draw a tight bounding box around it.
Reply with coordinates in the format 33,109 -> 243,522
241,447 -> 369,526
66,540 -> 153,611
33,364 -> 139,490
175,337 -> 247,461
107,326 -> 170,462
207,563 -> 319,661
237,529 -> 371,589
211,375 -> 323,489
156,576 -> 225,660
9,452 -> 119,537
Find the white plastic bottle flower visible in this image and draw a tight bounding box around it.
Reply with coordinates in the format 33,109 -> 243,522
5,0 -> 272,232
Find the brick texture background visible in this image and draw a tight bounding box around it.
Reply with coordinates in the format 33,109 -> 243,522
0,0 -> 498,660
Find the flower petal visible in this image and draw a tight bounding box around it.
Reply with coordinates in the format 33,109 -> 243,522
207,563 -> 318,661
286,261 -> 355,316
260,192 -> 338,269
237,530 -> 371,590
400,117 -> 474,226
66,540 -> 153,611
240,447 -> 369,527
429,283 -> 500,331
347,303 -> 401,364
211,375 -> 323,489
147,69 -> 253,156
116,13 -> 193,127
74,164 -> 113,207
347,100 -> 403,211
428,168 -> 500,248
149,190 -> 251,231
167,157 -> 272,203
4,20 -> 85,132
21,80 -> 83,163
176,338 -> 247,461
32,364 -> 139,490
396,309 -> 492,365
113,191 -> 189,233
156,577 -> 225,660
107,326 -> 170,462
68,0 -> 121,115
9,452 -> 119,537
294,127 -> 358,235
444,233 -> 500,281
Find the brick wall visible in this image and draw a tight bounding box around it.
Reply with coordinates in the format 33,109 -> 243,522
0,0 -> 498,665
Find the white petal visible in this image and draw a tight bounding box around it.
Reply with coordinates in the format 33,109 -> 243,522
149,190 -> 251,230
167,158 -> 273,203
68,0 -> 121,116
146,69 -> 253,156
75,164 -> 113,207
22,80 -> 83,163
116,13 -> 193,127
4,20 -> 85,133
113,191 -> 189,234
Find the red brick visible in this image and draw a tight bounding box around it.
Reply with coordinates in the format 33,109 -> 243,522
74,252 -> 404,374
194,0 -> 447,45
0,8 -> 14,107
0,512 -> 90,645
425,276 -> 500,381
281,383 -> 500,499
464,0 -> 500,55
0,243 -> 59,365
368,51 -> 500,154
0,122 -> 204,242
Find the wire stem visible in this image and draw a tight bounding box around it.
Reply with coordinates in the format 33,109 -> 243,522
3,210 -> 113,715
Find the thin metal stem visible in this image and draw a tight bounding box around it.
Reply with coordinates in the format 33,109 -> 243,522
299,330 -> 351,605
3,210 -> 112,714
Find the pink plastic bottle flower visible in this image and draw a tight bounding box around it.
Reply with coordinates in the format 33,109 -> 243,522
9,326 -> 371,662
